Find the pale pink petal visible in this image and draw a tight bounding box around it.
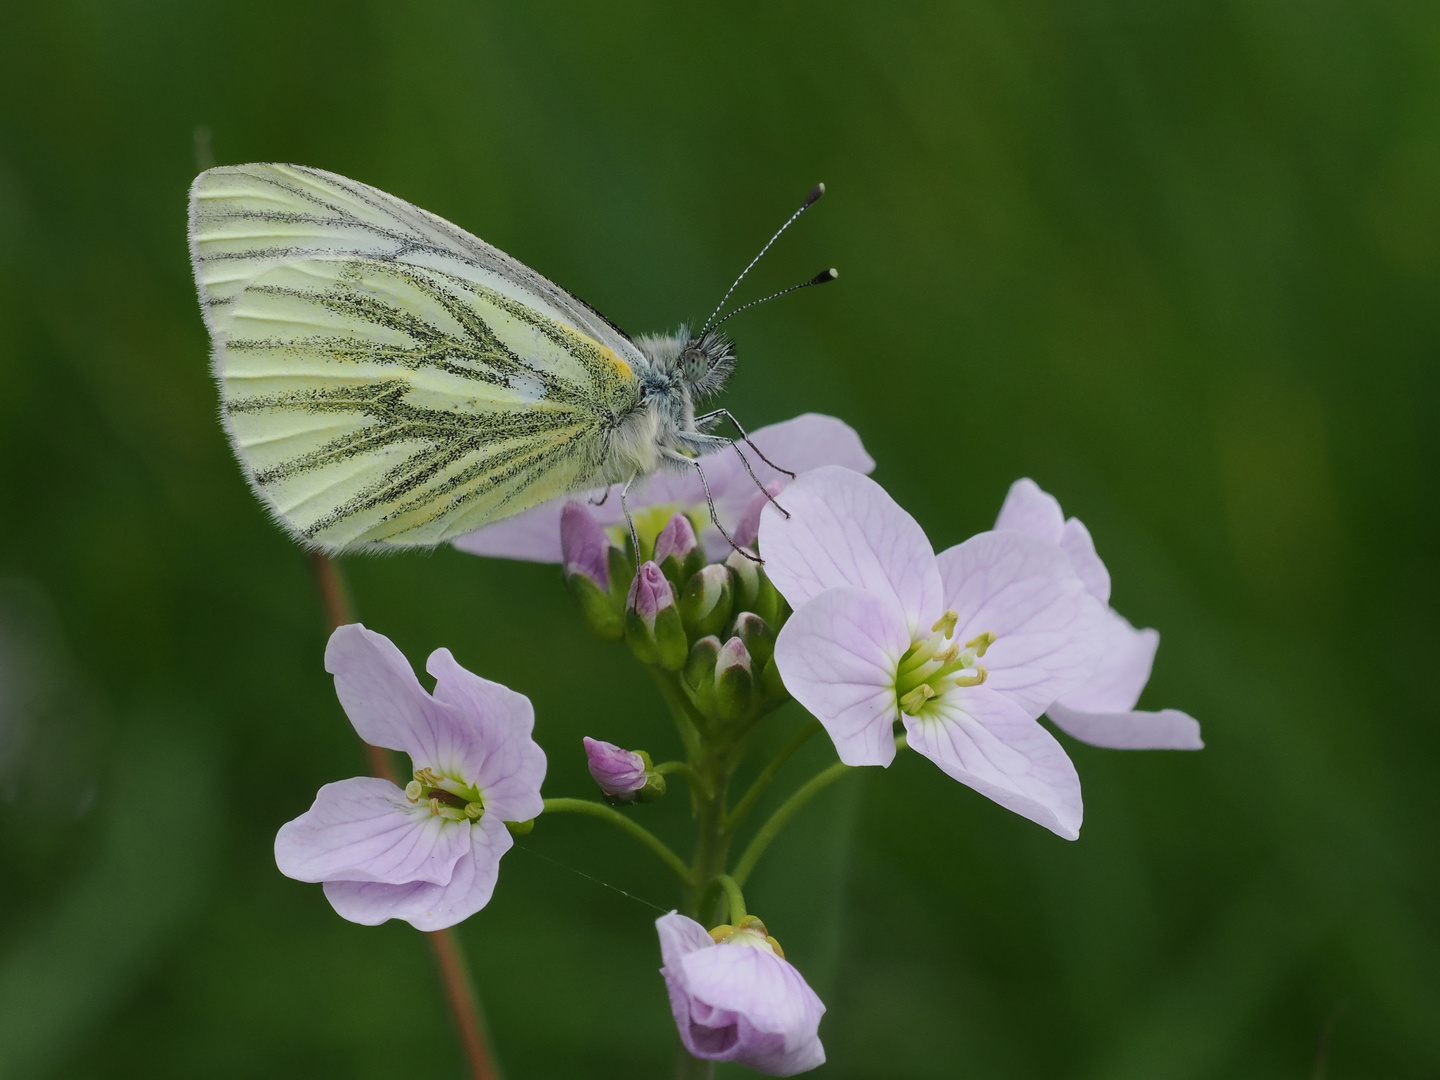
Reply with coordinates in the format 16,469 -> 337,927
760,467 -> 944,635
323,812 -> 513,930
274,776 -> 470,886
324,624 -> 461,765
1058,610 -> 1157,714
994,478 -> 1064,541
1059,517 -> 1112,605
657,911 -> 715,967
935,531 -> 1108,716
772,587 -> 910,767
450,499 -> 572,562
904,688 -> 1083,840
1047,703 -> 1203,750
426,648 -> 546,822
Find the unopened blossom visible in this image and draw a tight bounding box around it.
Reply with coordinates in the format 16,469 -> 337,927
453,413 -> 875,563
994,479 -> 1202,750
760,467 -> 1110,839
582,736 -> 664,802
658,911 -> 825,1076
274,624 -> 546,931
560,501 -> 615,591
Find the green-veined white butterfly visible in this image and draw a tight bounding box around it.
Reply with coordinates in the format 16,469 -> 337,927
187,163 -> 834,553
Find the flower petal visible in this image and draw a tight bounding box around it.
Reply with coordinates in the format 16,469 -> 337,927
426,648 -> 546,822
1059,517 -> 1112,605
324,624 -> 463,765
760,467 -> 943,635
994,478 -> 1064,541
936,531 -> 1109,716
322,812 -> 514,930
904,687 -> 1083,839
1058,609 -> 1157,714
657,911 -> 716,969
773,587 -> 910,767
451,499 -> 570,562
274,776 -> 470,886
1047,703 -> 1203,750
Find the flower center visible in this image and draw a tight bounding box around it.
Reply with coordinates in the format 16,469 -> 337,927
404,767 -> 484,822
894,610 -> 995,717
708,915 -> 787,958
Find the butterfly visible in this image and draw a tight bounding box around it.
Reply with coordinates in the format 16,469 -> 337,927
187,163 -> 834,554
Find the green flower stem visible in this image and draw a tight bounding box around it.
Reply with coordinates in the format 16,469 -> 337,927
541,798 -> 692,884
731,760 -> 854,888
648,667 -> 705,762
654,760 -> 710,797
714,873 -> 748,924
722,719 -> 822,833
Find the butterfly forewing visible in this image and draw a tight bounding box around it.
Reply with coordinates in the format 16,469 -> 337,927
190,163 -> 642,550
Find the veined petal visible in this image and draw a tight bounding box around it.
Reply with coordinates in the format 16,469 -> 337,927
773,587 -> 910,767
323,812 -> 514,930
657,911 -> 717,968
904,687 -> 1083,840
936,531 -> 1108,716
1058,609 -> 1157,714
1059,517 -> 1111,605
426,648 -> 546,821
994,478 -> 1064,541
1047,703 -> 1203,751
324,624 -> 463,764
760,467 -> 944,636
450,499 -> 569,562
274,776 -> 469,886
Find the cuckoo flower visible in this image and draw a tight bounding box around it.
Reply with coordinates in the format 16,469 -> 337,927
453,413 -> 875,563
658,911 -> 826,1076
994,479 -> 1203,750
582,736 -> 665,802
759,467 -> 1109,839
274,624 -> 546,931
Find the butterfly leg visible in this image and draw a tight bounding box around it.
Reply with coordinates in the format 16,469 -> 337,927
666,451 -> 762,563
691,409 -> 798,479
589,486 -> 612,507
685,433 -> 791,521
619,472 -> 641,562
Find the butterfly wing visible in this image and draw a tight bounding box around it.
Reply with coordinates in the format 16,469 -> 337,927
189,163 -> 645,551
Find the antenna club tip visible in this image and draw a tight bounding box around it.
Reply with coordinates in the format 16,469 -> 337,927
804,182 -> 826,207
810,268 -> 839,285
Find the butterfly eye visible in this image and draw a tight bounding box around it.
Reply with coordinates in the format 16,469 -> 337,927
678,347 -> 711,386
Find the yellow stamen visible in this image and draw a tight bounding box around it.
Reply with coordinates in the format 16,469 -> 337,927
465,802 -> 484,819
932,610 -> 959,638
965,631 -> 996,657
900,684 -> 937,715
952,665 -> 988,688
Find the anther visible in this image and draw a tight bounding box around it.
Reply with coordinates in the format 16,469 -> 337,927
932,610 -> 959,638
465,802 -> 483,819
933,641 -> 960,666
952,665 -> 989,688
404,780 -> 423,802
428,796 -> 442,816
899,684 -> 937,715
965,631 -> 996,657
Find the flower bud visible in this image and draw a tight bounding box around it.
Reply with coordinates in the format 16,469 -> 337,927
583,736 -> 666,804
751,567 -> 791,632
653,513 -> 705,589
714,636 -> 755,722
626,562 -> 688,671
725,548 -> 761,612
679,564 -> 734,640
732,611 -> 774,671
684,635 -> 722,716
561,503 -> 624,641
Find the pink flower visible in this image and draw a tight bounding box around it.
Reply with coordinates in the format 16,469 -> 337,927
582,736 -> 649,797
453,414 -> 875,563
657,912 -> 825,1076
274,624 -> 546,931
994,479 -> 1203,750
759,467 -> 1110,839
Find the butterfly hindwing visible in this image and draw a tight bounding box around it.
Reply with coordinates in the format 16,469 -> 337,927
189,163 -> 643,550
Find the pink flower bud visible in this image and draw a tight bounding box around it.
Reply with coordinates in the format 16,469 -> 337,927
733,480 -> 786,548
653,512 -> 699,565
560,502 -> 612,590
627,561 -> 676,630
582,736 -> 648,797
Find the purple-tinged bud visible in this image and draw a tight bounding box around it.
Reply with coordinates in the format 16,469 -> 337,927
582,736 -> 666,803
626,562 -> 688,671
653,513 -> 704,588
733,611 -> 775,670
732,480 -> 786,549
679,564 -> 733,640
714,636 -> 755,722
561,502 -> 612,591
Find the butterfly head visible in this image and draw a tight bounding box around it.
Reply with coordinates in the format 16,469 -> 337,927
636,327 -> 735,404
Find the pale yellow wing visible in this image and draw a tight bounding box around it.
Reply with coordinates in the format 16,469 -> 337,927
188,164 -> 642,551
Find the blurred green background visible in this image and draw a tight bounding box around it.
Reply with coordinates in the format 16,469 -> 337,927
1,2 -> 1437,1077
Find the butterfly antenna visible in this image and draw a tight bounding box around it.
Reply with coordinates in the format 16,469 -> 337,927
699,182 -> 827,337
709,268 -> 839,332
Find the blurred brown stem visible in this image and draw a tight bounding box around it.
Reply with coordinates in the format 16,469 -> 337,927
309,551 -> 501,1080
